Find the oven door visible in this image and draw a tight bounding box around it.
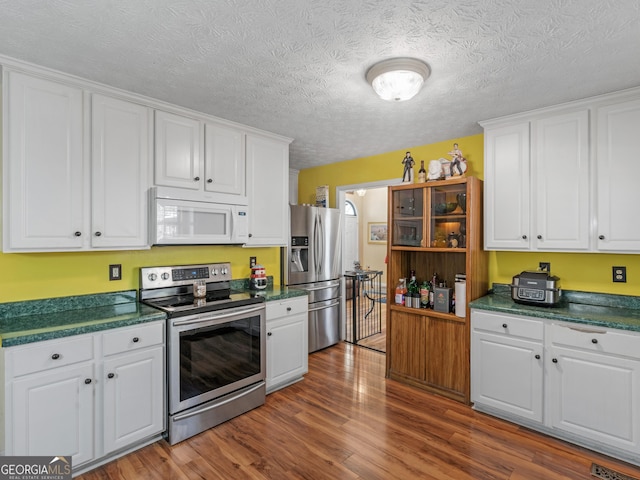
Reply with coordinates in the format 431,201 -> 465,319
168,304 -> 265,414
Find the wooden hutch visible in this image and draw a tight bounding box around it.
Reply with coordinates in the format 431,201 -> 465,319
386,176 -> 488,404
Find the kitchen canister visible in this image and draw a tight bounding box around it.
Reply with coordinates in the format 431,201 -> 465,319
250,264 -> 268,290
455,274 -> 466,318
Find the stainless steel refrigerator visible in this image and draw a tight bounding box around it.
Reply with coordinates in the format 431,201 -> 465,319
287,205 -> 342,353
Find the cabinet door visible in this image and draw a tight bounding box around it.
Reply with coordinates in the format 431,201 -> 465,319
102,346 -> 164,454
204,123 -> 245,196
425,316 -> 468,400
4,70 -> 84,251
596,99 -> 640,251
547,344 -> 640,454
246,134 -> 289,246
266,313 -> 308,393
154,110 -> 201,190
484,122 -> 531,250
532,111 -> 590,250
391,188 -> 424,247
10,363 -> 95,466
471,330 -> 543,422
387,310 -> 426,381
91,94 -> 151,248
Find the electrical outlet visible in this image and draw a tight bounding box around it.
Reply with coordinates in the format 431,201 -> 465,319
539,262 -> 550,272
613,266 -> 627,283
109,264 -> 122,281
250,256 -> 257,268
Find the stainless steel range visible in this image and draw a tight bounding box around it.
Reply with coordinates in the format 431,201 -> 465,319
140,262 -> 266,445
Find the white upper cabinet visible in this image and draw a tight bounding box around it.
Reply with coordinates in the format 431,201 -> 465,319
246,134 -> 290,246
204,122 -> 245,196
154,110 -> 202,190
532,110 -> 590,250
2,60 -> 292,250
596,98 -> 640,251
154,111 -> 249,204
484,122 -> 531,250
483,87 -> 640,253
2,68 -> 152,252
3,70 -> 85,251
91,93 -> 151,249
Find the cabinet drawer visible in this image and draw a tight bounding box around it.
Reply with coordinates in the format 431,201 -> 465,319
471,310 -> 544,340
8,335 -> 94,378
266,297 -> 308,319
548,322 -> 640,359
102,321 -> 164,357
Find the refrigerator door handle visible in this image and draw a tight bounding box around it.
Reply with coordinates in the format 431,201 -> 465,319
309,300 -> 341,312
317,213 -> 325,275
296,281 -> 341,291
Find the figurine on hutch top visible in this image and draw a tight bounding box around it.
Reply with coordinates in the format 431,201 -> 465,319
401,151 -> 414,183
448,143 -> 467,177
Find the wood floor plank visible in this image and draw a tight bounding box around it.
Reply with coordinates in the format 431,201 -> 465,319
77,342 -> 640,479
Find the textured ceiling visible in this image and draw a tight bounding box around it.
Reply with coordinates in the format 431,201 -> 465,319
0,0 -> 639,170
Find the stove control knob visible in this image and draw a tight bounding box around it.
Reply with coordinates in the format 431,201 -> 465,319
161,272 -> 170,280
148,273 -> 158,282
211,268 -> 217,276
222,267 -> 228,275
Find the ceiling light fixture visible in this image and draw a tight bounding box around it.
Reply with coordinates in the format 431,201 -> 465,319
366,58 -> 430,102
356,189 -> 367,197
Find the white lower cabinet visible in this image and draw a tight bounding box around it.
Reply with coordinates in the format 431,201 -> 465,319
11,362 -> 96,465
471,310 -> 544,423
266,296 -> 308,393
102,346 -> 164,455
547,322 -> 640,455
3,321 -> 165,470
471,309 -> 640,464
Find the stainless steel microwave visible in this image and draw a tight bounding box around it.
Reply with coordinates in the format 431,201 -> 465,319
150,187 -> 248,245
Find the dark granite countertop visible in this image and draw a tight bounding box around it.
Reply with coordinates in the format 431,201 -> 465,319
0,291 -> 166,347
470,284 -> 640,332
245,286 -> 309,302
0,285 -> 308,348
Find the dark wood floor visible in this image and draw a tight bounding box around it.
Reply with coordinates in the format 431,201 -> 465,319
78,342 -> 640,479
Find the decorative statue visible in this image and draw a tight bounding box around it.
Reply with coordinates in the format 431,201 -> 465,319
401,151 -> 414,182
448,143 -> 467,176
427,159 -> 443,180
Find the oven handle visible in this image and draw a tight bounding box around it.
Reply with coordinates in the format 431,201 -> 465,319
172,305 -> 265,326
309,300 -> 340,312
172,382 -> 265,422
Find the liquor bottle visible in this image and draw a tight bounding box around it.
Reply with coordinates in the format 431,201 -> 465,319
428,272 -> 438,309
407,270 -> 419,308
420,280 -> 430,308
418,160 -> 427,183
395,278 -> 407,306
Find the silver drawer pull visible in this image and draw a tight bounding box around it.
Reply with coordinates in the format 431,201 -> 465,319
568,326 -> 606,334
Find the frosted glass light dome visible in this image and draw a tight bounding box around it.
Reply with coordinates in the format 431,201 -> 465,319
366,58 -> 430,102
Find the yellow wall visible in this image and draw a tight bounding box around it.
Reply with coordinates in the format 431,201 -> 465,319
0,246 -> 281,302
299,133 -> 640,296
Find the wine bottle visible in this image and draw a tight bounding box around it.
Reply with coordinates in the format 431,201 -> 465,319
418,160 -> 426,183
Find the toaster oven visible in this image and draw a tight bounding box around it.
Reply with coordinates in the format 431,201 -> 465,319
511,271 -> 561,306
